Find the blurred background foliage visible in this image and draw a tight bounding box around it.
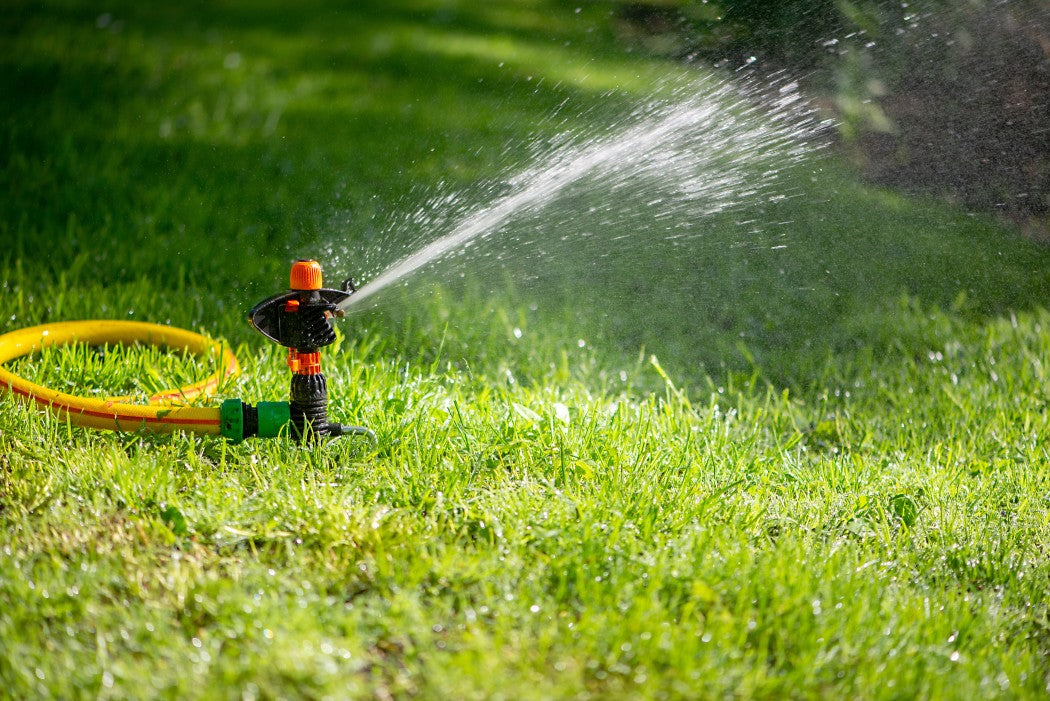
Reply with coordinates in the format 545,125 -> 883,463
609,0 -> 1050,236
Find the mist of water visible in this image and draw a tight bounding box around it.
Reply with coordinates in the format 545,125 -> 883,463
336,74 -> 830,312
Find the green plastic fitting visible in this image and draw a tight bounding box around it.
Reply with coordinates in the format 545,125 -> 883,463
220,398 -> 291,442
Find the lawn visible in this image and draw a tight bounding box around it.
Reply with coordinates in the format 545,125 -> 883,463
2,1 -> 1050,698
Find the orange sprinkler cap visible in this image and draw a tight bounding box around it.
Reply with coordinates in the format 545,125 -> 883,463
290,259 -> 323,291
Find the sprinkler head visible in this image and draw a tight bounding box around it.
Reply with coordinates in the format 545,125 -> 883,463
248,266 -> 355,351
242,259 -> 371,443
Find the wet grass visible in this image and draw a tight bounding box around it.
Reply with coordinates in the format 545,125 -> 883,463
2,1 -> 1050,698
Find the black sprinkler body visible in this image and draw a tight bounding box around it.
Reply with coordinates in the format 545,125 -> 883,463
245,259 -> 371,443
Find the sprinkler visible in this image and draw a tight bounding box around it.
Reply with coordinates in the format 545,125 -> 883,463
234,259 -> 372,443
0,259 -> 373,444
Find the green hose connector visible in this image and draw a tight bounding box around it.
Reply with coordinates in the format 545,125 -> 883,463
220,398 -> 291,442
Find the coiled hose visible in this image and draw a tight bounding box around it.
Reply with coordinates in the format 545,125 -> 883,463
0,320 -> 238,435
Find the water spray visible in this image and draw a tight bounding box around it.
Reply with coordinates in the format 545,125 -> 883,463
338,78 -> 828,311
0,259 -> 372,444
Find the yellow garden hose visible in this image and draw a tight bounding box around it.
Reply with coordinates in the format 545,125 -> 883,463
0,320 -> 238,435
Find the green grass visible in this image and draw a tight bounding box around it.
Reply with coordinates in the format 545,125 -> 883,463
3,1 -> 1050,698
